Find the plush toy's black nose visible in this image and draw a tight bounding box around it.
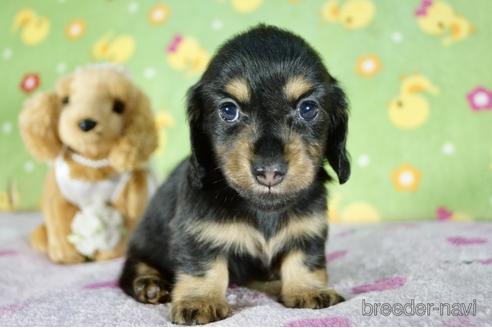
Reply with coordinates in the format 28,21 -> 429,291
78,119 -> 97,132
253,164 -> 286,187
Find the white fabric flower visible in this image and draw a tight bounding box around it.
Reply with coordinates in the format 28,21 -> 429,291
67,203 -> 126,258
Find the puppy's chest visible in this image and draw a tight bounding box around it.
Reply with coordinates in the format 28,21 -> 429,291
187,214 -> 326,265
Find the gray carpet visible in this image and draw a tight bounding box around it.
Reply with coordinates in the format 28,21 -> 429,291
1,213 -> 491,326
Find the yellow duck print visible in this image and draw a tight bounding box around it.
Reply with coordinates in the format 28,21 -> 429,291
321,0 -> 375,30
415,0 -> 473,46
230,0 -> 263,13
0,191 -> 13,211
0,182 -> 20,212
12,8 -> 50,45
92,34 -> 135,63
155,111 -> 175,154
166,35 -> 210,75
436,206 -> 472,221
328,194 -> 381,224
388,74 -> 439,129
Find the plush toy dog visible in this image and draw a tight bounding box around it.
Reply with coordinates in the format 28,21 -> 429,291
19,64 -> 158,264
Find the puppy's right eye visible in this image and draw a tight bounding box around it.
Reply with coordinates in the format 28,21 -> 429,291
298,100 -> 318,121
62,96 -> 69,105
219,101 -> 240,122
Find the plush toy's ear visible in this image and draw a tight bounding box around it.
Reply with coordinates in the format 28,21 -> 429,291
186,82 -> 213,189
19,91 -> 63,161
109,89 -> 158,172
325,82 -> 351,184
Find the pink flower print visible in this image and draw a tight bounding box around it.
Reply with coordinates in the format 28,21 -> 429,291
0,249 -> 17,257
467,86 -> 492,111
352,276 -> 406,294
479,258 -> 492,265
326,250 -> 348,263
19,73 -> 40,93
447,236 -> 487,246
415,0 -> 433,17
286,316 -> 352,327
83,280 -> 118,289
166,34 -> 183,53
436,206 -> 453,221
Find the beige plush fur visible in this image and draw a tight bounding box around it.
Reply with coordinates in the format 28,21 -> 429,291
19,65 -> 158,264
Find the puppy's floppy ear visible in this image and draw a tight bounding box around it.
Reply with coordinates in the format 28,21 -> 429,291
18,74 -> 73,161
109,88 -> 158,172
186,82 -> 213,189
325,82 -> 351,184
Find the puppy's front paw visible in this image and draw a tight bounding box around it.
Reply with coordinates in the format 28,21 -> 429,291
282,288 -> 345,309
171,298 -> 230,325
133,275 -> 170,304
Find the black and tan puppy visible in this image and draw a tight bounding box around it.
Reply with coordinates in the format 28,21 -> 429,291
119,25 -> 350,325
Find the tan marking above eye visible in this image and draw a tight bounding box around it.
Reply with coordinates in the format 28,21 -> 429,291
225,78 -> 250,103
283,75 -> 313,102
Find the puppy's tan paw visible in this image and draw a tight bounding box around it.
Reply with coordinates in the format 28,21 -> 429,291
133,275 -> 170,304
282,288 -> 345,309
171,297 -> 230,325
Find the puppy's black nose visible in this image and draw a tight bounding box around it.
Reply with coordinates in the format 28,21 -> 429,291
253,164 -> 286,187
78,119 -> 97,132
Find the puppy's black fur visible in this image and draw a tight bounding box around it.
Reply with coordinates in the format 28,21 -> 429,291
119,25 -> 350,325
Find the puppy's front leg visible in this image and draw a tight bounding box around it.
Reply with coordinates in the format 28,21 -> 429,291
171,257 -> 230,325
280,250 -> 344,309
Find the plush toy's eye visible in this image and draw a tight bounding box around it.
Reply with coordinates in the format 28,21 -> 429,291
62,96 -> 69,105
112,99 -> 125,114
219,101 -> 240,122
298,100 -> 318,121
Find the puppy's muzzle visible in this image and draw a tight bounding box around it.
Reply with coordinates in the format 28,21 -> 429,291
251,136 -> 287,188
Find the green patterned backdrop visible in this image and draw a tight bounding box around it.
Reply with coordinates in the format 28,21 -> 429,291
1,0 -> 491,222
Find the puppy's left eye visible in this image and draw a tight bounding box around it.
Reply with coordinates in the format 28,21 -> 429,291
298,100 -> 318,121
219,101 -> 240,122
112,99 -> 125,114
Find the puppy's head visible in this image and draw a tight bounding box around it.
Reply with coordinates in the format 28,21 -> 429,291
187,25 -> 350,210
